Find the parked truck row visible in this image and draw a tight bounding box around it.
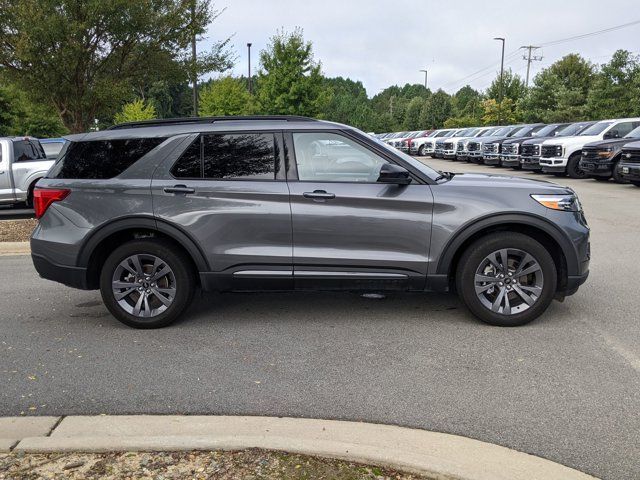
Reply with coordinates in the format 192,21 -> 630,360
374,116 -> 640,187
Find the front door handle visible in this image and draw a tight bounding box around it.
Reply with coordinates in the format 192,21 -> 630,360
163,185 -> 195,195
303,190 -> 336,201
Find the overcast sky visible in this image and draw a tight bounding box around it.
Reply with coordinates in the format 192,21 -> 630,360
201,0 -> 640,97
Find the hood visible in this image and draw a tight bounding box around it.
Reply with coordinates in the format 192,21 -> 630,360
483,136 -> 511,144
622,140 -> 640,151
444,172 -> 572,194
583,137 -> 640,150
521,136 -> 556,145
503,135 -> 537,145
545,135 -> 599,147
468,135 -> 497,143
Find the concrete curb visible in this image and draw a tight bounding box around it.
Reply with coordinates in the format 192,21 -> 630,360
0,241 -> 30,255
1,415 -> 597,480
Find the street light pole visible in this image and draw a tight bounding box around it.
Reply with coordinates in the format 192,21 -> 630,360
419,69 -> 428,90
493,37 -> 505,124
247,43 -> 252,95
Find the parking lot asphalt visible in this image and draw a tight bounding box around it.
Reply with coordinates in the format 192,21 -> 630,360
1,158 -> 639,479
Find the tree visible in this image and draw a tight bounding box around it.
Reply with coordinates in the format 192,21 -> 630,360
199,77 -> 254,116
0,0 -> 234,132
319,77 -> 381,130
519,54 -> 594,122
419,89 -> 452,129
482,98 -> 517,125
0,82 -> 67,137
404,97 -> 426,130
486,69 -> 526,103
256,28 -> 327,116
587,50 -> 640,119
114,99 -> 157,124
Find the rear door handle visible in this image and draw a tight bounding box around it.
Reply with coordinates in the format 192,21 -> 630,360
303,190 -> 335,201
163,185 -> 195,195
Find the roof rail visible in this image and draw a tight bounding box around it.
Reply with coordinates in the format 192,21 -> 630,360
107,115 -> 317,130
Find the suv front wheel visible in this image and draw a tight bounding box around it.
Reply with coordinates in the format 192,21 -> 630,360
456,232 -> 557,327
100,239 -> 195,328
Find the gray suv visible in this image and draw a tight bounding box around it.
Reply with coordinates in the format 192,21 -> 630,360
30,116 -> 590,329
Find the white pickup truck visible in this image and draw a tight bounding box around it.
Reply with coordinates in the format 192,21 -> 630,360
0,137 -> 59,207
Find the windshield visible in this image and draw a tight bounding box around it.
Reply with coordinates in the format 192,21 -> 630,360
444,130 -> 458,137
534,124 -> 560,137
493,127 -> 512,136
435,130 -> 450,137
579,122 -> 613,136
507,126 -> 526,137
511,125 -> 538,138
625,126 -> 640,138
557,122 -> 590,137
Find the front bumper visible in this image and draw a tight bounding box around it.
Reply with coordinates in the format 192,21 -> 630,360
618,163 -> 640,182
501,154 -> 520,167
483,153 -> 501,165
580,160 -> 613,177
521,156 -> 542,170
443,150 -> 457,159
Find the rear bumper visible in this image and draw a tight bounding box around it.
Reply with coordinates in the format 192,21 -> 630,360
31,253 -> 89,290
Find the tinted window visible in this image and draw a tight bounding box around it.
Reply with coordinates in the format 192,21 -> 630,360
626,126 -> 640,139
48,138 -> 165,179
12,139 -> 46,162
609,122 -> 637,138
293,132 -> 389,183
171,139 -> 202,178
203,133 -> 276,180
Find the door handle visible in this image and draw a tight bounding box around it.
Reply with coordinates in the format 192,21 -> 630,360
303,190 -> 335,201
163,185 -> 195,195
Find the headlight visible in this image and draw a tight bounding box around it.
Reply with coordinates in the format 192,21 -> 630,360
597,149 -> 613,158
531,194 -> 582,212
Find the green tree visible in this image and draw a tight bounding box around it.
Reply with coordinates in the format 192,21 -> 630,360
486,69 -> 526,103
0,82 -> 67,137
257,28 -> 326,116
319,77 -> 381,130
114,99 -> 157,124
419,89 -> 452,129
519,54 -> 594,122
403,97 -> 426,130
587,50 -> 640,119
199,77 -> 254,116
482,98 -> 517,125
0,0 -> 233,132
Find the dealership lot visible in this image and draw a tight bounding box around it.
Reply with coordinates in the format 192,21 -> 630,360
0,160 -> 639,479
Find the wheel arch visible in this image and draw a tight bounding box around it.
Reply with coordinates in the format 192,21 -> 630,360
77,216 -> 209,289
437,213 -> 578,292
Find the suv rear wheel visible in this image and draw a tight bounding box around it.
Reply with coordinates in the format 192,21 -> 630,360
456,232 -> 557,327
100,239 -> 195,328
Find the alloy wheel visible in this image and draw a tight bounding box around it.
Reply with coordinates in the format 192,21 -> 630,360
474,248 -> 544,315
111,254 -> 177,318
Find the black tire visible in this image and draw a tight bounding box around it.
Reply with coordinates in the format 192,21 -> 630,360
566,153 -> 587,179
100,239 -> 195,329
417,145 -> 425,156
611,159 -> 627,184
455,232 -> 557,327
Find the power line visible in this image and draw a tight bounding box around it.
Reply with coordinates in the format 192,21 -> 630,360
439,50 -> 520,90
520,46 -> 543,87
539,19 -> 640,47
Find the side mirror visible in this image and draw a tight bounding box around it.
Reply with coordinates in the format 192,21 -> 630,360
377,163 -> 412,184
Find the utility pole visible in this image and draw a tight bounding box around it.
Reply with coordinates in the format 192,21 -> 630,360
191,1 -> 198,116
493,37 -> 505,124
520,45 -> 543,87
247,43 -> 253,94
419,69 -> 428,89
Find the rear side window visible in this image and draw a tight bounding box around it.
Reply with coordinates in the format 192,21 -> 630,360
13,139 -> 46,162
171,133 -> 277,180
42,142 -> 65,160
48,138 -> 165,179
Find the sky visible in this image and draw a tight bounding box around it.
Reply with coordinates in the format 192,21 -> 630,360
200,0 -> 640,97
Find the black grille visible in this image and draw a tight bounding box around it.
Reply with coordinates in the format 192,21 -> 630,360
457,142 -> 464,152
521,144 -> 540,156
468,142 -> 479,152
443,142 -> 453,150
502,144 -> 518,154
483,143 -> 498,153
541,145 -> 561,157
622,150 -> 640,164
581,149 -> 602,162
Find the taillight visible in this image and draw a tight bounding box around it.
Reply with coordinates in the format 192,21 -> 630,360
33,188 -> 70,219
